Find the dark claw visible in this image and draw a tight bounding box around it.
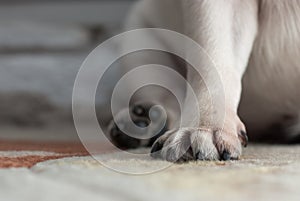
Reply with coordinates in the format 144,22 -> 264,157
150,141 -> 163,158
221,151 -> 231,161
239,130 -> 249,147
178,148 -> 194,162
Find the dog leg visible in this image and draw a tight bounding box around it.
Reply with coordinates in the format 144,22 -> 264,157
107,0 -> 186,149
152,0 -> 258,161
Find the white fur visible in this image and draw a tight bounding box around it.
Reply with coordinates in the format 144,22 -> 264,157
124,0 -> 300,139
111,0 -> 300,160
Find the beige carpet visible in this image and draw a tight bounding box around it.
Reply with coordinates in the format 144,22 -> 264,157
1,145 -> 300,201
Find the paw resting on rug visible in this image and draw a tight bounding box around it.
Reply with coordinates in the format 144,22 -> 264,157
150,127 -> 248,162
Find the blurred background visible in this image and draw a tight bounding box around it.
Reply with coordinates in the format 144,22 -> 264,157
0,0 -> 136,142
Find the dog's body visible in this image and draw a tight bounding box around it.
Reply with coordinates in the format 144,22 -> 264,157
107,0 -> 300,161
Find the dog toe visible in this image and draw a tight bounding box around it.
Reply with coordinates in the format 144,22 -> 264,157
150,127 -> 244,162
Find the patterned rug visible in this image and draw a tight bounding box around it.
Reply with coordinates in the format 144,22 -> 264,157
1,139 -> 300,201
0,140 -> 97,168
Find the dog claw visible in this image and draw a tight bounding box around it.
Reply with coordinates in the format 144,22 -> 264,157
150,141 -> 163,158
221,151 -> 231,161
239,130 -> 248,147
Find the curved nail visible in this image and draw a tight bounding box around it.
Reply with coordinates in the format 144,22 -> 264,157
239,130 -> 248,147
221,151 -> 231,161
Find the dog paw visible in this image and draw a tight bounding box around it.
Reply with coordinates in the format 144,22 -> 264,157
150,127 -> 248,162
108,103 -> 168,149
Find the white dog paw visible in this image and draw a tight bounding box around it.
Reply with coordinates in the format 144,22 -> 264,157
108,103 -> 168,149
151,126 -> 248,162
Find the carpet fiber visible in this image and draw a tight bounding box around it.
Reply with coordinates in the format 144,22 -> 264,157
0,144 -> 300,201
